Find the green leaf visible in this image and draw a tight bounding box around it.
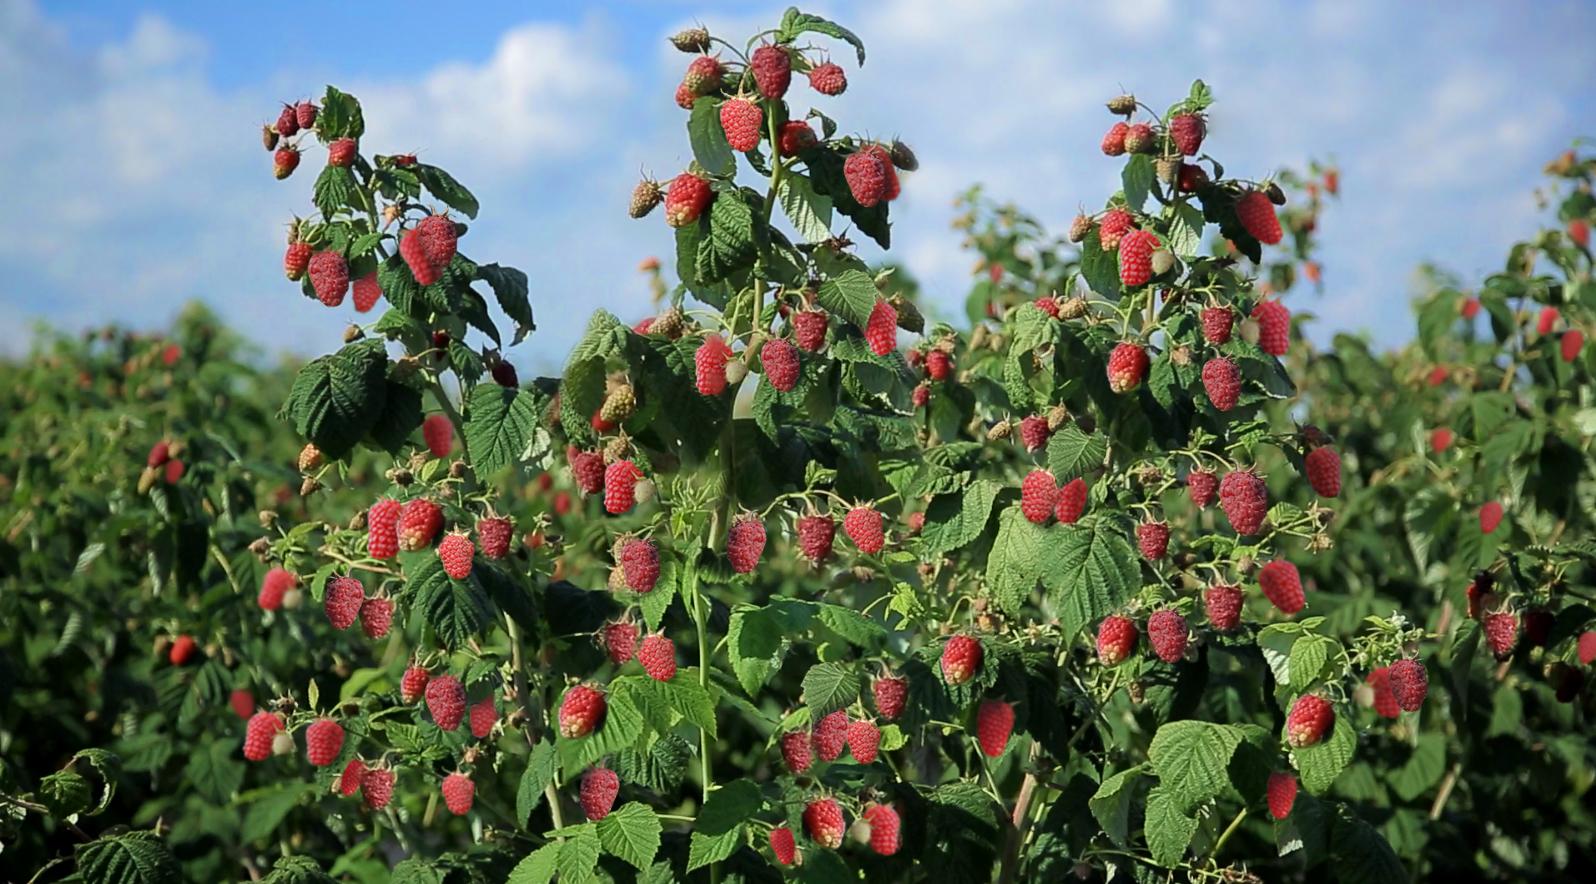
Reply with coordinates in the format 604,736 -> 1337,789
366,380 -> 423,454
726,604 -> 791,696
988,507 -> 1047,616
1043,515 -> 1140,638
815,269 -> 878,328
261,856 -> 335,884
700,188 -> 759,281
506,843 -> 559,884
1389,734 -> 1447,803
477,263 -> 535,345
1330,809 -> 1409,884
778,174 -> 834,242
688,97 -> 736,176
1045,424 -> 1107,482
920,479 -> 1000,556
779,9 -> 867,64
1089,766 -> 1145,847
688,780 -> 762,871
409,554 -> 495,650
1293,709 -> 1356,794
1122,155 -> 1155,212
312,165 -> 356,217
75,831 -> 181,884
390,859 -> 445,884
1168,202 -> 1204,258
556,825 -> 602,884
1147,721 -> 1244,813
317,85 -> 364,140
463,382 -> 538,475
1289,635 -> 1332,690
801,661 -> 859,716
516,742 -> 559,828
39,769 -> 92,819
282,338 -> 388,459
242,784 -> 310,843
596,802 -> 662,870
1144,785 -> 1198,867
1078,230 -> 1122,300
414,164 -> 479,218
183,739 -> 243,805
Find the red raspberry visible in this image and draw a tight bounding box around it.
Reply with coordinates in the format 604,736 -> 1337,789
1426,365 -> 1448,387
604,460 -> 644,515
861,144 -> 901,200
568,447 -> 606,495
847,719 -> 882,764
230,689 -> 254,720
770,826 -> 799,865
284,241 -> 312,280
865,299 -> 898,356
1201,356 -> 1241,412
940,634 -> 983,685
294,101 -> 317,130
361,767 -> 396,809
244,711 -> 284,761
1430,427 -> 1454,454
1035,296 -> 1061,318
779,730 -> 813,773
1118,229 -> 1159,287
1461,297 -> 1481,320
1055,477 -> 1088,524
401,666 -> 430,704
1258,560 -> 1304,614
437,532 -> 475,580
1388,658 -> 1428,712
147,440 -> 171,468
258,567 -> 295,611
1577,630 -> 1596,665
619,538 -> 660,592
1484,612 -> 1518,660
1100,121 -> 1129,156
422,413 -> 453,458
339,758 -> 366,797
1365,666 -> 1399,718
477,516 -> 513,559
1304,446 -> 1342,498
749,44 -> 791,98
682,55 -> 724,94
794,309 -> 829,352
1019,415 -> 1051,451
1219,470 -> 1268,535
351,272 -> 382,313
275,104 -> 299,137
1098,209 -> 1134,249
1267,772 -> 1297,820
579,767 -> 620,821
1571,218 -> 1591,248
761,338 -> 800,392
416,214 -> 458,267
1465,571 -> 1495,621
1286,694 -> 1334,748
1236,191 -> 1283,245
665,172 -> 714,227
399,498 -> 443,551
873,675 -> 908,720
797,513 -> 836,563
976,699 -> 1014,757
1251,300 -> 1290,355
861,803 -> 901,856
1107,342 -> 1149,393
1178,163 -> 1209,192
639,633 -> 677,681
368,497 -> 401,559
1187,469 -> 1218,508
305,718 -> 345,767
600,621 -> 639,664
1136,520 -> 1170,561
1479,500 -> 1503,534
1169,113 -> 1205,155
727,513 -> 767,573
719,97 -> 763,152
164,460 -> 185,484
808,61 -> 847,95
813,709 -> 850,762
469,696 -> 497,739
492,360 -> 519,387
441,772 -> 475,815
804,798 -> 846,849
401,226 -> 443,286
777,120 -> 817,157
1204,585 -> 1243,631
1123,122 -> 1155,154
844,149 -> 890,208
925,349 -> 953,381
1537,306 -> 1560,335
328,137 -> 356,167
1097,615 -> 1138,666
308,251 -> 349,307
274,146 -> 300,180
359,597 -> 394,638
324,576 -> 365,630
843,506 -> 885,555
1020,469 -> 1059,525
675,84 -> 696,111
1146,609 -> 1188,663
1201,306 -> 1233,344
426,675 -> 467,731
695,334 -> 733,395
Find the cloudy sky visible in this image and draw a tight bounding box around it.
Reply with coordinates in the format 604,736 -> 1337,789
4,0 -> 1593,374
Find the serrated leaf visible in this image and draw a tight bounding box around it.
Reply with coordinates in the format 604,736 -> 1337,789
409,554 -> 495,650
516,742 -> 558,828
1045,424 -> 1107,482
75,831 -> 181,884
987,506 -> 1047,616
596,802 -> 662,870
1293,710 -> 1356,794
312,165 -> 356,217
1388,734 -> 1447,803
282,338 -> 388,458
815,269 -> 878,328
556,825 -> 602,884
779,10 -> 866,64
414,164 -> 478,218
1122,155 -> 1155,212
1289,635 -> 1332,690
463,382 -> 537,475
687,97 -> 736,176
506,843 -> 559,884
688,780 -> 761,871
477,263 -> 535,344
317,85 -> 364,140
919,479 -> 1000,556
778,173 -> 834,242
242,784 -> 309,843
1144,785 -> 1198,867
1148,721 -> 1244,813
1089,766 -> 1144,847
800,661 -> 858,716
184,739 -> 242,805
1043,515 -> 1139,638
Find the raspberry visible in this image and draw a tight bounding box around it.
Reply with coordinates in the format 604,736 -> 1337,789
1187,469 -> 1218,508
361,767 -> 396,809
147,440 -> 171,468
1236,191 -> 1283,245
328,138 -> 356,167
1019,415 -> 1051,451
359,597 -> 394,638
873,675 -> 908,720
1266,772 -> 1297,820
761,338 -> 800,392
1098,209 -> 1134,249
426,675 -> 467,730
1537,306 -> 1560,335
230,689 -> 254,720
1204,584 -> 1243,631
1578,630 -> 1596,665
844,149 -> 890,208
629,179 -> 662,219
1100,121 -> 1129,156
682,55 -> 724,94
600,621 -> 639,664
399,498 -> 443,551
1251,300 -> 1290,356
307,251 -> 349,307
1097,615 -> 1138,666
813,709 -> 850,762
579,767 -> 620,821
1465,571 -> 1495,621
1169,113 -> 1205,156
794,309 -> 829,352
1430,427 -> 1454,454
366,499 -> 401,561
1178,163 -> 1209,192
274,146 -> 300,180
258,567 -> 296,611
665,172 -> 714,227
604,460 -> 644,515
441,772 -> 475,815
940,634 -> 983,685
324,576 -> 365,630
560,684 -> 609,739
1461,297 -> 1481,320
436,532 -> 474,580
808,61 -> 847,95
695,334 -> 733,395
294,101 -> 317,130
1388,658 -> 1428,712
422,414 -> 453,458
569,447 -> 606,495
1020,470 -> 1059,525
1258,560 -> 1304,614
727,513 -> 767,573
1286,694 -> 1334,748
861,803 -> 901,856
1147,609 -> 1188,663
1564,329 -> 1586,362
719,97 -> 763,152
865,299 -> 898,356
1035,296 -> 1061,318
1055,477 -> 1088,524
339,758 -> 366,797
1197,356 -> 1242,413
469,696 -> 497,739
305,718 -> 345,767
416,214 -> 458,268
164,460 -> 185,485
275,105 -> 299,137
1304,446 -> 1342,498
477,516 -> 513,559
1426,365 -> 1448,387
492,360 -> 519,387
1366,667 -> 1399,718
770,826 -> 799,865
843,506 -> 885,555
779,730 -> 813,773
839,719 -> 880,764
244,711 -> 284,761
1119,229 -> 1159,286
924,349 -> 953,382
976,699 -> 1014,757
804,798 -> 846,849
400,227 -> 443,286
1201,306 -> 1233,344
166,634 -> 196,666
639,633 -> 677,681
1571,218 -> 1591,248
1124,122 -> 1156,154
1484,612 -> 1518,660
797,513 -> 836,563
1107,342 -> 1149,393
401,666 -> 430,704
1219,470 -> 1268,535
619,538 -> 660,592
1478,500 -> 1503,534
777,120 -> 817,157
1136,520 -> 1170,561
749,44 -> 791,98
351,272 -> 382,313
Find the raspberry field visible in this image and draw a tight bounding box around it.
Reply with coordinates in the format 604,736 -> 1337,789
3,8 -> 1596,883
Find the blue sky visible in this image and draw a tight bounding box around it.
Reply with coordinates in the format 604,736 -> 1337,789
4,0 -> 1594,375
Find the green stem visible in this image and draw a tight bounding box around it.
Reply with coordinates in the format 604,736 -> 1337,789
686,558 -> 719,884
1208,807 -> 1247,861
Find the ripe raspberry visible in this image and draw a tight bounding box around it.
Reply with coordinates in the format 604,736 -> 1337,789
1286,694 -> 1334,748
779,730 -> 813,773
437,532 -> 474,580
1563,329 -> 1585,362
477,516 -> 512,559
794,308 -> 829,352
940,634 -> 984,685
1267,772 -> 1297,820
243,711 -> 284,761
339,758 -> 366,797
275,105 -> 299,137
761,338 -> 800,392
1258,560 -> 1304,614
1107,342 -> 1149,393
1097,615 -> 1138,666
469,696 -> 497,739
1100,121 -> 1129,156
812,709 -> 850,762
719,97 -> 763,152
441,772 -> 475,815
1577,630 -> 1596,665
976,699 -> 1014,757
579,767 -> 620,821
401,666 -> 430,704
294,101 -> 317,130
166,634 -> 196,666
846,719 -> 882,764
361,767 -> 396,810
604,460 -> 644,515
273,146 -> 300,180
861,803 -> 901,856
618,538 -> 660,593
1251,300 -> 1290,356
164,459 -> 185,485
327,138 -> 357,167
777,120 -> 817,157
258,567 -> 295,611
1169,113 -> 1205,156
1201,306 -> 1233,344
1204,584 -> 1243,631
804,798 -> 846,849
1388,659 -> 1428,712
843,506 -> 885,555
1055,477 -> 1088,524
307,251 -> 349,307
600,621 -> 639,664
924,349 -> 953,381
1366,667 -> 1399,718
1571,218 -> 1591,248
1484,612 -> 1518,660
1237,191 -> 1283,245
695,334 -> 733,395
1020,470 -> 1059,525
1018,415 -> 1051,451
1478,500 -> 1503,534
1426,365 -> 1448,387
350,272 -> 382,313
808,61 -> 847,95
420,413 -> 453,458
1187,469 -> 1218,508
873,675 -> 908,720
416,214 -> 458,268
749,44 -> 791,98
230,689 -> 254,720
682,55 -> 724,94
400,226 -> 443,286
399,498 -> 443,551
359,597 -> 394,639
1304,446 -> 1342,498
492,360 -> 519,387
1537,306 -> 1560,335
1429,427 -> 1454,454
727,513 -> 767,573
1035,296 -> 1061,318
569,447 -> 606,495
426,676 -> 467,731
1136,520 -> 1170,561
639,633 -> 677,681
797,513 -> 836,563
1098,209 -> 1134,249
367,498 -> 401,560
1178,163 -> 1209,192
147,440 -> 171,468
1219,470 -> 1268,535
844,149 -> 890,208
324,576 -> 365,630
665,172 -> 714,227
305,718 -> 345,767
1465,571 -> 1495,621
865,299 -> 898,356
1198,356 -> 1242,412
770,826 -> 799,865
1119,229 -> 1159,286
1147,610 -> 1188,663
1460,297 -> 1481,320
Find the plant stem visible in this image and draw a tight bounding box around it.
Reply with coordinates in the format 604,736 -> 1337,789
685,558 -> 719,884
1208,807 -> 1247,861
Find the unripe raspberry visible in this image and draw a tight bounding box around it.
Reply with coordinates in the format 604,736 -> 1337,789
719,97 -> 763,152
441,772 -> 475,815
779,730 -> 813,773
426,675 -> 467,731
804,798 -> 846,849
244,711 -> 284,761
1122,121 -> 1155,154
1267,772 -> 1297,820
579,767 -> 620,821
873,674 -> 908,720
1020,469 -> 1058,525
1478,500 -> 1504,534
339,758 -> 366,797
665,172 -> 713,227
682,55 -> 724,94
940,634 -> 983,685
749,44 -> 791,98
861,803 -> 901,856
1258,560 -> 1304,614
976,699 -> 1014,757
1146,610 -> 1188,663
695,334 -> 733,395
359,597 -> 394,638
1107,342 -> 1149,393
258,567 -> 296,611
1097,615 -> 1138,666
812,709 -> 849,762
619,538 -> 661,593
361,767 -> 396,809
727,513 -> 767,573
1286,694 -> 1334,747
1202,356 -> 1241,412
1055,477 -> 1088,524
843,505 -> 885,554
271,730 -> 294,757
761,338 -> 800,392
1098,209 -> 1134,249
777,120 -> 818,157
324,576 -> 365,630
401,666 -> 430,704
305,718 -> 345,767
1304,446 -> 1342,498
794,308 -> 829,352
1251,300 -> 1290,356
1236,191 -> 1283,245
670,27 -> 711,53
398,498 -> 443,551
1119,229 -> 1159,287
603,459 -> 644,515
1169,113 -> 1205,155
847,719 -> 882,764
1100,121 -> 1129,156
865,299 -> 898,356
600,620 -> 640,664
638,633 -> 677,681
1136,520 -> 1170,561
478,516 -> 513,559
1219,470 -> 1268,535
1204,584 -> 1243,631
1187,469 -> 1218,508
797,513 -> 836,563
808,61 -> 847,95
844,149 -> 890,208
308,251 -> 349,307
469,696 -> 497,739
1388,658 -> 1428,711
